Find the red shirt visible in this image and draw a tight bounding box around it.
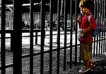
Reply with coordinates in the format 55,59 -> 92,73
79,15 -> 96,43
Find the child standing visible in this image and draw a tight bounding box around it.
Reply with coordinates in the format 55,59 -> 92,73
77,0 -> 96,73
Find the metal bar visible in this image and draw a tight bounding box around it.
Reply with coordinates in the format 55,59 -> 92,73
96,0 -> 101,56
63,0 -> 67,71
1,0 -> 6,74
40,0 -> 45,74
30,0 -> 34,74
57,0 -> 61,74
104,0 -> 106,52
49,0 -> 53,74
12,0 -> 22,74
99,0 -> 102,55
93,0 -> 96,57
70,0 -> 73,68
95,0 -> 98,57
78,0 -> 81,64
103,0 -> 105,53
101,0 -> 104,37
101,0 -> 103,54
75,0 -> 78,66
35,32 -> 38,45
96,0 -> 99,57
101,0 -> 103,55
94,0 -> 96,18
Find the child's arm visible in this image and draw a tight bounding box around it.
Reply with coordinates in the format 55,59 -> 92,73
82,26 -> 92,33
77,15 -> 82,26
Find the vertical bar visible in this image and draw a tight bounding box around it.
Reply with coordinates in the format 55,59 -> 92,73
101,0 -> 102,54
96,0 -> 99,57
93,0 -> 97,57
77,0 -> 81,64
96,0 -> 101,56
99,0 -> 102,55
103,0 -> 105,54
103,0 -> 105,53
12,0 -> 22,74
104,0 -> 106,18
30,0 -> 34,74
1,0 -> 6,74
94,0 -> 96,18
74,0 -> 78,66
93,0 -> 96,57
101,0 -> 103,54
63,0 -> 67,71
49,0 -> 53,74
40,0 -> 45,74
104,0 -> 106,53
57,0 -> 61,74
100,0 -> 103,55
101,0 -> 103,37
70,0 -> 73,68
103,0 -> 106,53
98,0 -> 101,56
35,32 -> 38,45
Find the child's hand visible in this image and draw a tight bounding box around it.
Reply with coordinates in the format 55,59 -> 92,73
82,29 -> 86,33
77,15 -> 81,23
79,29 -> 86,34
78,29 -> 84,38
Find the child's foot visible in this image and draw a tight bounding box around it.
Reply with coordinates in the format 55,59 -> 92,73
79,66 -> 91,73
90,61 -> 95,68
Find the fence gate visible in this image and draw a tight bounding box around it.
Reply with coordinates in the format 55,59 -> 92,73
0,0 -> 106,74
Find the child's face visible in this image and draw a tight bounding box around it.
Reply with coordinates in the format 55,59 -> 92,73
80,7 -> 90,15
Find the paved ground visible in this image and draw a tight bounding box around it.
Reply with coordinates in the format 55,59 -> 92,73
60,54 -> 106,74
0,31 -> 106,74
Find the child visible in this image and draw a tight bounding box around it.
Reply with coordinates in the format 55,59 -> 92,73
77,0 -> 96,73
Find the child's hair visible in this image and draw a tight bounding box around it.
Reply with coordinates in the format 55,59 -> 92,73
79,0 -> 94,13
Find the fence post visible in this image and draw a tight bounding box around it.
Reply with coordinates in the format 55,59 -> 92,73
40,0 -> 46,74
1,0 -> 6,74
11,0 -> 22,74
30,0 -> 34,74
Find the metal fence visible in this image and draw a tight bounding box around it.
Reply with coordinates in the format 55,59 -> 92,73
0,0 -> 106,74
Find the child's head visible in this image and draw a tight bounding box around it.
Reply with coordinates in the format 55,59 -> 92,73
79,0 -> 94,15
